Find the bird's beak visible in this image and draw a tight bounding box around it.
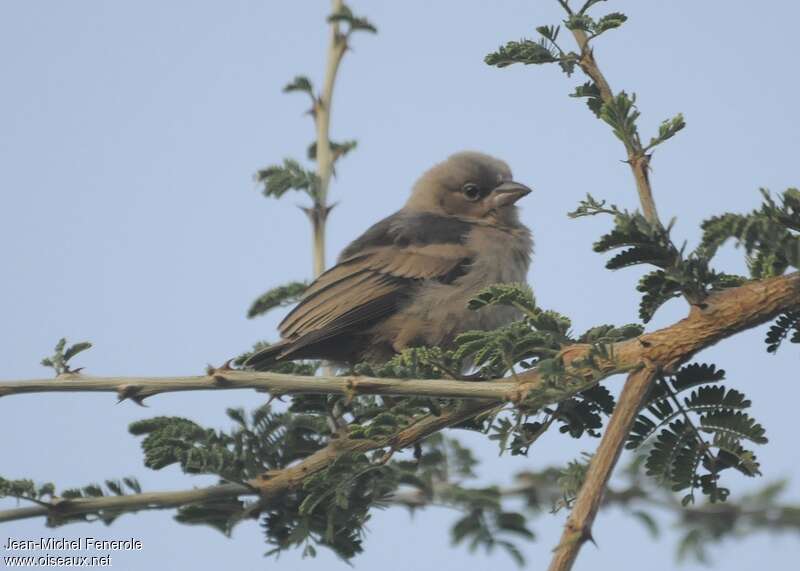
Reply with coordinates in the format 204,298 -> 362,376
491,180 -> 532,208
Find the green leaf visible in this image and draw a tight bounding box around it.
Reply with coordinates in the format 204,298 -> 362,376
699,411 -> 767,445
630,509 -> 659,538
535,25 -> 560,44
247,281 -> 308,319
307,139 -> 358,162
564,14 -> 595,32
594,12 -> 627,34
570,81 -> 603,117
63,341 -> 92,363
175,499 -> 245,536
40,337 -> 93,375
599,91 -> 640,147
283,76 -> 314,96
606,245 -> 676,270
646,113 -> 685,150
765,310 -> 800,353
637,270 -> 682,322
328,5 -> 377,34
255,159 -> 319,200
485,40 -> 560,68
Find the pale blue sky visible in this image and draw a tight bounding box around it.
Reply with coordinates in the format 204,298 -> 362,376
1,1 -> 799,569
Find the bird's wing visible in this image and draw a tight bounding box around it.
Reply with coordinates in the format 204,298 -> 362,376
277,212 -> 475,354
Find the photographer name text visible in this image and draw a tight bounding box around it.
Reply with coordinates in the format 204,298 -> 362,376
3,537 -> 142,551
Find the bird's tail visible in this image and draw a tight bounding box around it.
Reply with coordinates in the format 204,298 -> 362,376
243,341 -> 292,371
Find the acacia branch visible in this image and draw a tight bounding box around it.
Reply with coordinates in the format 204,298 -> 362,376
2,272 -> 797,526
2,273 -> 798,406
571,28 -> 660,227
308,0 -> 347,278
548,368 -> 656,571
0,371 -> 521,403
549,5 -> 751,567
202,272 -> 800,500
0,483 -> 252,524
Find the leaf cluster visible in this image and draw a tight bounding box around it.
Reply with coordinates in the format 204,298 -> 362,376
626,363 -> 767,504
40,338 -> 92,375
327,4 -> 377,35
247,281 -> 308,319
129,405 -> 328,482
255,159 -> 319,201
0,475 -> 141,526
765,310 -> 800,354
452,283 -> 652,455
701,188 -> 800,278
485,25 -> 578,76
699,188 -> 800,352
571,195 -> 745,321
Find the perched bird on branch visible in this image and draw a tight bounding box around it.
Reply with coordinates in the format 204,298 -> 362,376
246,151 -> 533,369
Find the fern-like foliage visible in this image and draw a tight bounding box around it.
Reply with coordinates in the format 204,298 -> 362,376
765,310 -> 800,353
456,283 -> 571,377
247,281 -> 308,319
255,159 -> 319,201
129,405 -> 329,482
307,139 -> 357,162
700,188 -> 800,277
0,475 -> 141,526
571,195 -> 745,321
40,337 -> 92,375
327,3 -> 377,35
450,283 -> 653,454
699,188 -> 800,353
626,363 -> 767,504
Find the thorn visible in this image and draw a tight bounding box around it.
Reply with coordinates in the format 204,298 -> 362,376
584,527 -> 597,548
116,385 -> 148,406
217,359 -> 235,371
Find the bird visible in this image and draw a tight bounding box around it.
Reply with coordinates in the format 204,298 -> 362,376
245,151 -> 533,370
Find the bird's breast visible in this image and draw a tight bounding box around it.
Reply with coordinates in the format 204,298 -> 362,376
386,224 -> 533,349
461,224 -> 532,286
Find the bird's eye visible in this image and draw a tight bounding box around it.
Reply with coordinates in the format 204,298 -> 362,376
462,183 -> 481,201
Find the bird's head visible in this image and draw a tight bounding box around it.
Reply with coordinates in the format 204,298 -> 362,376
405,151 -> 532,226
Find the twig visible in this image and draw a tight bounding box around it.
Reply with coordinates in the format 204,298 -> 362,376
308,0 -> 347,278
545,2 -> 776,567
1,272 -> 797,527
1,273 -> 798,405
0,483 -> 252,524
548,368 -> 656,571
570,28 -> 660,227
0,371 -> 519,402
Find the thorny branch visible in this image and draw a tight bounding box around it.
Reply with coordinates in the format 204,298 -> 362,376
2,272 -> 798,525
309,0 -> 346,278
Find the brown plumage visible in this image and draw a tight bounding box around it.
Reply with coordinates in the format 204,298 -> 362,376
246,151 -> 533,369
